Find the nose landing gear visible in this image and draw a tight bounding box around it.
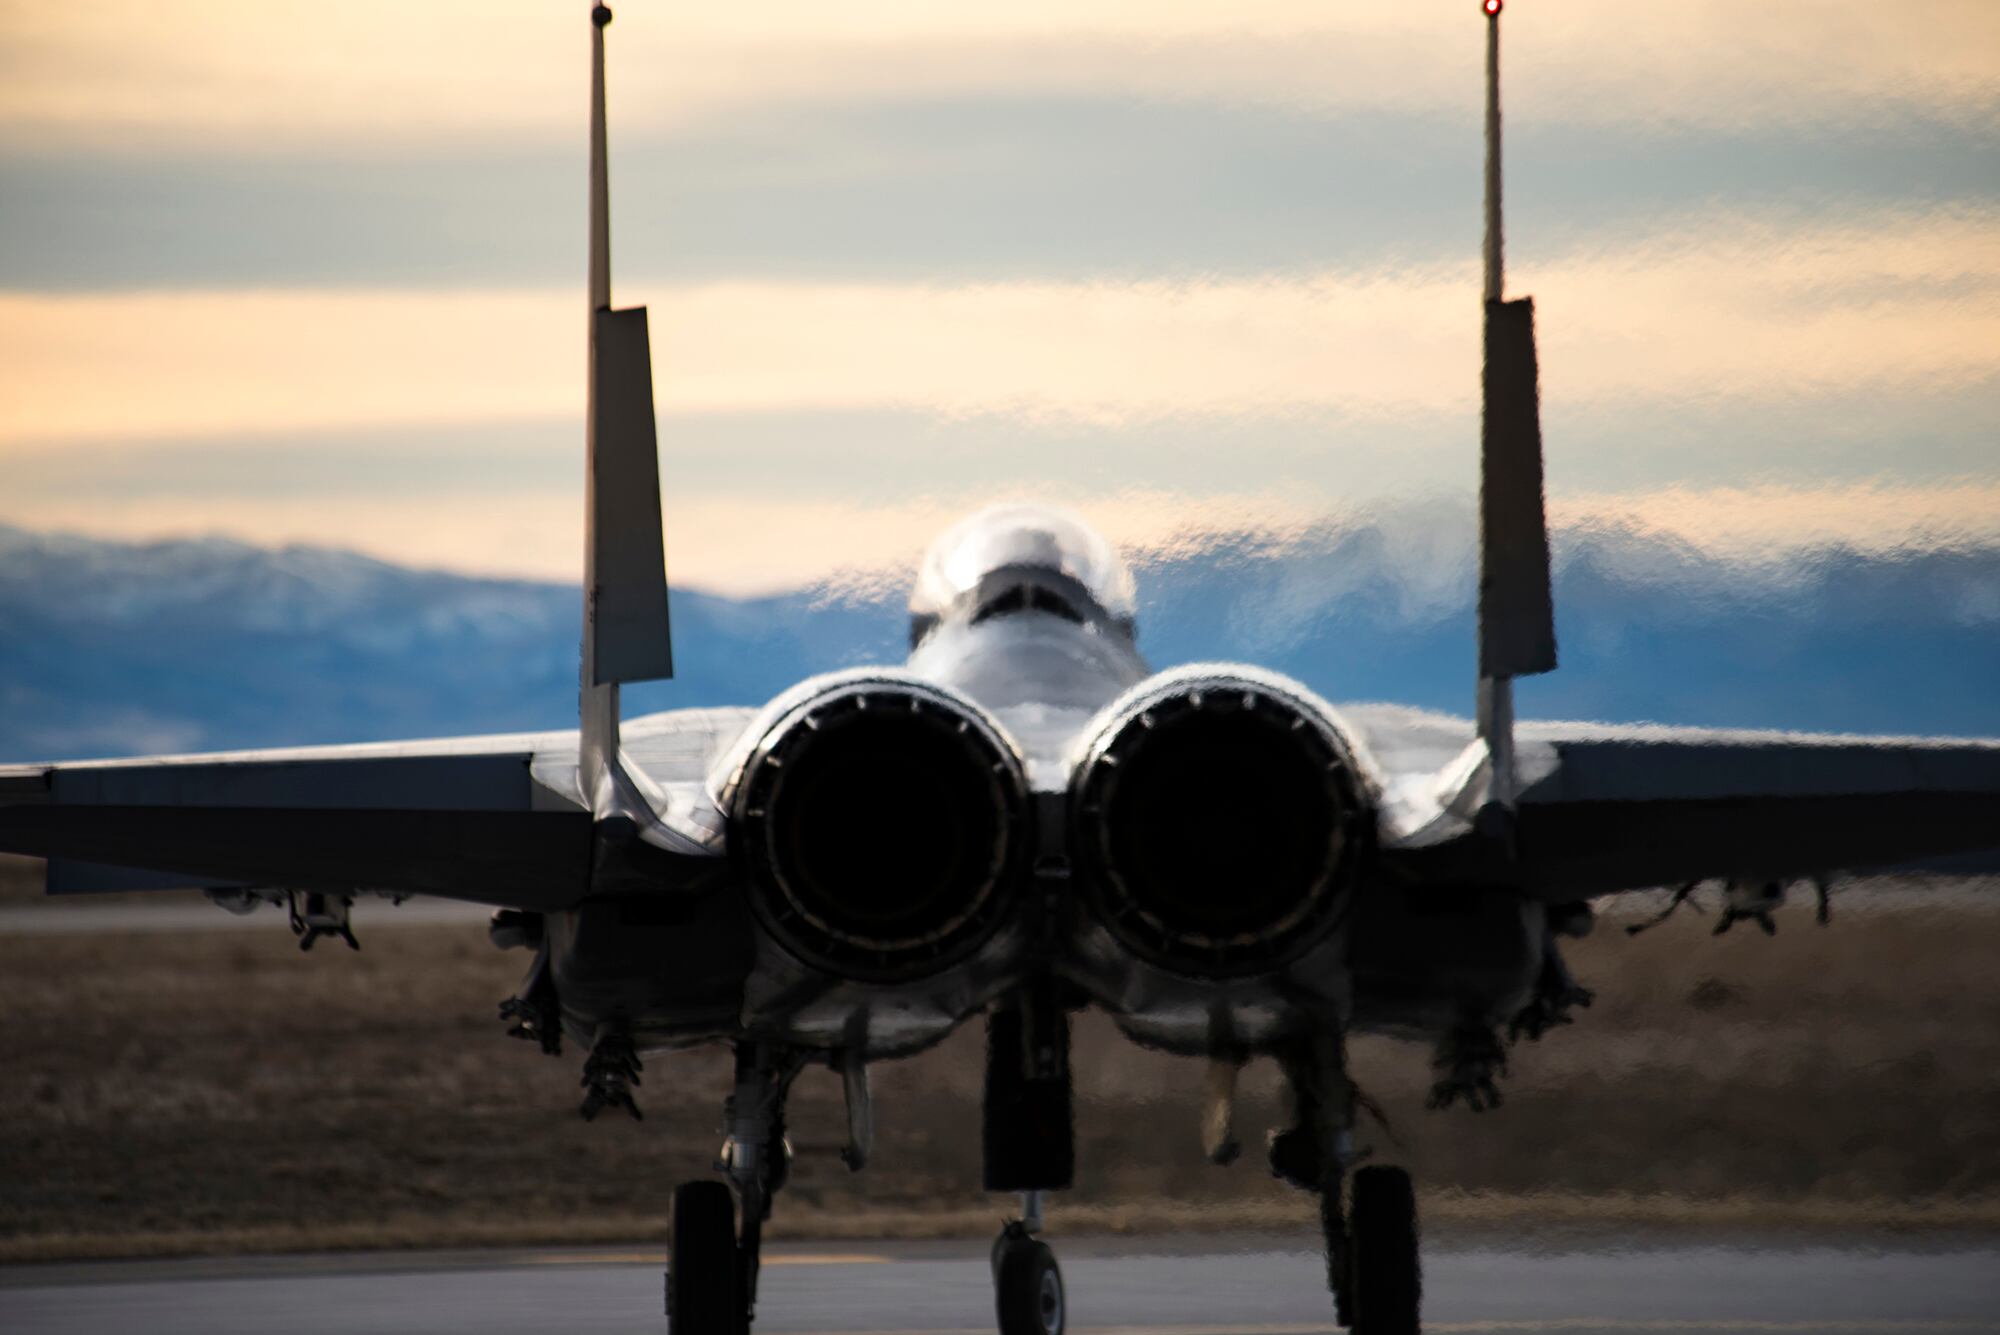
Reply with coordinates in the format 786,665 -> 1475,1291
985,984 -> 1074,1335
992,1198 -> 1065,1335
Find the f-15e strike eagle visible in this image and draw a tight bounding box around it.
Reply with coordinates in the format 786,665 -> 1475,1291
6,5 -> 1999,1333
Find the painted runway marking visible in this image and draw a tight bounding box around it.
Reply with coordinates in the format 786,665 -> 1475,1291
761,1253 -> 893,1267
1419,1323 -> 1998,1333
518,1250 -> 890,1267
796,1323 -> 1997,1335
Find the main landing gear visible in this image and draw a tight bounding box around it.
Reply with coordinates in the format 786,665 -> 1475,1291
1344,1164 -> 1421,1335
667,1179 -> 739,1332
1271,1032 -> 1421,1334
667,1042 -> 808,1335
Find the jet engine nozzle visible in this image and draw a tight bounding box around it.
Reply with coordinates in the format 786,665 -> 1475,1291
1070,669 -> 1372,978
728,677 -> 1030,983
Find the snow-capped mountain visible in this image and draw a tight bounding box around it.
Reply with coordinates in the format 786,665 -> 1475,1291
1,516 -> 1994,761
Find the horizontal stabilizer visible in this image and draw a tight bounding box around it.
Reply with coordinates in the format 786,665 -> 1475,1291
0,747 -> 597,907
1512,732 -> 2000,897
1479,296 -> 1557,680
6,803 -> 593,908
48,860 -> 235,893
588,304 -> 674,687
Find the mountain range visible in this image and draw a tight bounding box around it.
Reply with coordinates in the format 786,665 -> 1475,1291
2,512 -> 1995,762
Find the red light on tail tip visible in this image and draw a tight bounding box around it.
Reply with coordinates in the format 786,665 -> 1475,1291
1484,0 -> 1502,14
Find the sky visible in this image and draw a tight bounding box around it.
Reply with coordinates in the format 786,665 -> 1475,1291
1,0 -> 1996,595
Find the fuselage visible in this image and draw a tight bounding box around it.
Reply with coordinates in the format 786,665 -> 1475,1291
548,505 -> 1545,1064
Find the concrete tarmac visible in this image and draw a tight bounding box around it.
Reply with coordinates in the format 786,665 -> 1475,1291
5,1233 -> 1997,1334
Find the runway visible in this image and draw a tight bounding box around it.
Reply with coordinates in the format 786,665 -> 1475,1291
5,1233 -> 1997,1334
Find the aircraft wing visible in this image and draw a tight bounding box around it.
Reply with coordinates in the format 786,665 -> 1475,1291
1356,707 -> 2000,899
0,729 -> 600,909
1509,722 -> 2000,898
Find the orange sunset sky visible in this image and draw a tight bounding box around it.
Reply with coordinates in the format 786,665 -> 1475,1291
2,0 -> 1996,592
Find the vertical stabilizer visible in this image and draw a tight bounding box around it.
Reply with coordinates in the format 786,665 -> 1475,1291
1474,0 -> 1557,811
1480,299 -> 1555,680
580,2 -> 673,804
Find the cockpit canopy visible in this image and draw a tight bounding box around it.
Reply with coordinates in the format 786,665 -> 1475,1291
910,504 -> 1137,628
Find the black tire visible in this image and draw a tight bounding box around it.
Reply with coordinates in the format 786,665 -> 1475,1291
995,1236 -> 1066,1335
668,1180 -> 739,1335
1321,1187 -> 1352,1327
1349,1165 -> 1420,1335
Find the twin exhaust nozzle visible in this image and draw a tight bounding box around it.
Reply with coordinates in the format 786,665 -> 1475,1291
722,669 -> 1370,984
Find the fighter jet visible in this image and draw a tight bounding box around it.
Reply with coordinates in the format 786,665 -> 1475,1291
5,5 -> 1999,1334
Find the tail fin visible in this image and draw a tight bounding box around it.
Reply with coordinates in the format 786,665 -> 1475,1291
1480,297 -> 1555,682
1475,1 -> 1556,810
580,2 -> 673,803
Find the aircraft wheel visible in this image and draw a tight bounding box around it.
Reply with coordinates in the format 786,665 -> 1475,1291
1320,1187 -> 1353,1327
994,1233 -> 1065,1335
668,1180 -> 740,1334
1348,1165 -> 1420,1335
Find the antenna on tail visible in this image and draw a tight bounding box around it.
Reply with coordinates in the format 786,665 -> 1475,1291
1475,0 -> 1557,816
580,2 -> 674,810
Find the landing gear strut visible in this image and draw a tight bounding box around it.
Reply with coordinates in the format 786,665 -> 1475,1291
666,1042 -> 805,1335
1271,1031 -> 1421,1334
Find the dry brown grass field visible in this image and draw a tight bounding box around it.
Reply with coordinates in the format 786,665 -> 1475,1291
3,854 -> 1997,1261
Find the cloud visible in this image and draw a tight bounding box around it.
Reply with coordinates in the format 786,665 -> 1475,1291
3,208 -> 1993,445
0,288 -> 578,444
7,95 -> 1993,294
2,1 -> 1993,150
8,481 -> 2000,598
